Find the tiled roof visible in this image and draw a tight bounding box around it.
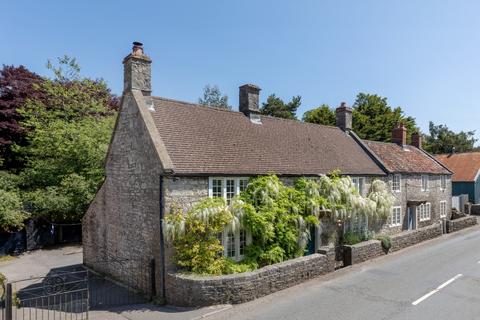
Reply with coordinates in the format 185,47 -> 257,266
435,152 -> 480,182
150,97 -> 385,176
362,140 -> 451,175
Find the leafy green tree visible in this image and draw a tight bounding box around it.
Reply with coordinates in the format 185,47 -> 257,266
302,104 -> 336,125
14,57 -> 116,223
0,171 -> 27,231
261,94 -> 301,120
198,84 -> 231,109
352,93 -> 417,142
423,121 -> 478,154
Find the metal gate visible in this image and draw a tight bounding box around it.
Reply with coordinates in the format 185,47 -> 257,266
0,259 -> 153,320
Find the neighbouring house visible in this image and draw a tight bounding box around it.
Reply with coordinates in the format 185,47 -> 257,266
435,152 -> 480,204
356,128 -> 453,233
82,43 -> 452,301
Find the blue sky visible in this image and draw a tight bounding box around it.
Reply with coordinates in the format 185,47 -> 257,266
2,1 -> 479,141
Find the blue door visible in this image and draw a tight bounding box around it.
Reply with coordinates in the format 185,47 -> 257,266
407,207 -> 413,230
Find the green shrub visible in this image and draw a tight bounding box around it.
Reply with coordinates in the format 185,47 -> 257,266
163,198 -> 233,275
342,231 -> 362,245
222,258 -> 255,274
376,235 -> 392,252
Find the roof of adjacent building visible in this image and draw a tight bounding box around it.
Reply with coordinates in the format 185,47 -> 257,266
435,152 -> 480,182
362,140 -> 451,175
150,97 -> 385,176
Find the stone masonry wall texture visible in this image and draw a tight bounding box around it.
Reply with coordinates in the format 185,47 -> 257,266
344,222 -> 443,266
381,174 -> 452,235
165,253 -> 331,307
83,91 -> 162,295
446,216 -> 478,233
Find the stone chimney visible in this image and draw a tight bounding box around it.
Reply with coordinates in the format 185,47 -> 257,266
123,42 -> 152,96
411,132 -> 422,149
239,84 -> 261,123
335,102 -> 352,131
392,124 -> 407,145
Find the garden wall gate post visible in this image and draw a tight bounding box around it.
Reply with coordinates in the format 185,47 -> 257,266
5,283 -> 12,320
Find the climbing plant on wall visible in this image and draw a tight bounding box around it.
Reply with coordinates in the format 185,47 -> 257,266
163,174 -> 394,275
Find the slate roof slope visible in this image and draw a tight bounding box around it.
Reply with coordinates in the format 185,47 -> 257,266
435,152 -> 480,182
363,140 -> 451,175
150,97 -> 385,176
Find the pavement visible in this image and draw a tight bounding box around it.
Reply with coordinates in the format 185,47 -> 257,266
0,245 -> 231,320
0,245 -> 83,282
1,223 -> 479,320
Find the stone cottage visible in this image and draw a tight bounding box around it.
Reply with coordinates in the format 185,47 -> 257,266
358,127 -> 453,233
435,152 -> 480,204
83,43 -> 452,301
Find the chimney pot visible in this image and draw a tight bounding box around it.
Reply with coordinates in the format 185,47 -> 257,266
239,84 -> 261,121
335,102 -> 352,131
411,132 -> 422,149
392,124 -> 407,145
132,41 -> 144,56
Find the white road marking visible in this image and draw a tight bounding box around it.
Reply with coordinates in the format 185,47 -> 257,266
412,274 -> 463,306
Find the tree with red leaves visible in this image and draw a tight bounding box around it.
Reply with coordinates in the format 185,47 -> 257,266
0,65 -> 45,170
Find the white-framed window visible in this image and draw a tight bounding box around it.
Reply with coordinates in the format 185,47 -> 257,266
209,177 -> 249,204
440,201 -> 447,218
351,177 -> 365,195
390,206 -> 402,227
209,177 -> 250,261
440,175 -> 447,191
417,202 -> 431,221
421,175 -> 429,192
392,174 -> 401,192
221,227 -> 251,261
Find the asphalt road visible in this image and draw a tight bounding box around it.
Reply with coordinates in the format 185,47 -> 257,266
209,225 -> 480,320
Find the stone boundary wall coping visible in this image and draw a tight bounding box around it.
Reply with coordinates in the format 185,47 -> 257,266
165,252 -> 332,307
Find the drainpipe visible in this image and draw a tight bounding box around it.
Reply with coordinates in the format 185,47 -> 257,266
159,175 -> 166,298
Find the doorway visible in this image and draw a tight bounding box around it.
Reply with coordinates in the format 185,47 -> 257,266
407,206 -> 416,230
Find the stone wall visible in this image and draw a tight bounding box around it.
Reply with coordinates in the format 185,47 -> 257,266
389,222 -> 443,252
446,216 -> 478,233
343,240 -> 384,266
343,222 -> 443,266
83,91 -> 163,296
165,253 -> 332,307
471,205 -> 480,216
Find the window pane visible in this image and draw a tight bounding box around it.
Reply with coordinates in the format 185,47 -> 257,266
212,179 -> 223,198
239,229 -> 246,256
226,179 -> 235,204
227,231 -> 236,258
239,179 -> 248,193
